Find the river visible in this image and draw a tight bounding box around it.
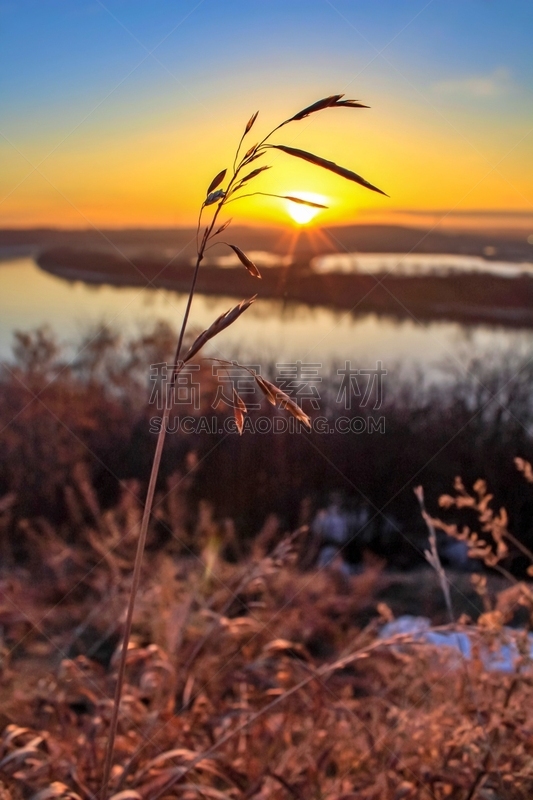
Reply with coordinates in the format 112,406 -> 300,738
1,256 -> 533,381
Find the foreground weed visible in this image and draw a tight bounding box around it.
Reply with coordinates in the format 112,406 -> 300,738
101,94 -> 386,797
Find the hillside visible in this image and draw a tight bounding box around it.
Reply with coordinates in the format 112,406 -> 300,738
2,223 -> 532,262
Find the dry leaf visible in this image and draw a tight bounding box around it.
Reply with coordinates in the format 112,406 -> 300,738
288,94 -> 344,120
284,195 -> 328,208
234,406 -> 245,434
336,98 -> 370,108
184,297 -> 256,362
271,144 -> 387,196
226,245 -> 261,279
287,94 -> 369,122
244,150 -> 265,164
255,375 -> 277,405
237,165 -> 270,185
255,375 -> 311,428
232,388 -> 247,435
207,169 -> 226,195
245,111 -> 259,134
233,388 -> 247,413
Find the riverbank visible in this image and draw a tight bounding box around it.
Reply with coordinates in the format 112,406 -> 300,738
38,245 -> 533,327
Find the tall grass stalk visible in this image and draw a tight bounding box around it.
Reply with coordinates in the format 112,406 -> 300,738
100,93 -> 386,798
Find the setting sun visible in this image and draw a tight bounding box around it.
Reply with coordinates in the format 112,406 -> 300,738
285,192 -> 329,225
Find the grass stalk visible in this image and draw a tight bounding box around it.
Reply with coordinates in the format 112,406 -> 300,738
100,94 -> 384,797
100,236 -> 213,798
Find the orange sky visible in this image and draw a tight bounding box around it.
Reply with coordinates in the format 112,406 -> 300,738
2,2 -> 532,231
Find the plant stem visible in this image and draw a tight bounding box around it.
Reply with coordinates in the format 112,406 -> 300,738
100,113 -> 288,795
100,239 -> 209,798
98,94 -> 383,797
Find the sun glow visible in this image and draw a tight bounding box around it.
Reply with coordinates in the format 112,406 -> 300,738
285,192 -> 329,225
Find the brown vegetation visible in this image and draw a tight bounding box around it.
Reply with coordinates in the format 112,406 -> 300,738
1,498 -> 533,799
2,402 -> 533,797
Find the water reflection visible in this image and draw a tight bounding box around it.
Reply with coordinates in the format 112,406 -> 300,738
1,258 -> 533,380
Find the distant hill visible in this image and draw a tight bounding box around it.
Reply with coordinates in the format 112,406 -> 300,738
1,223 -> 531,262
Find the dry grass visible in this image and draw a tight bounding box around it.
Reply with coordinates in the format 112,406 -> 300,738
2,488 -> 533,799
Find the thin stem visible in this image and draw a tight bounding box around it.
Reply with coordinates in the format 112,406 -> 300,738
100,109 -> 295,798
101,197 -> 224,799
254,119 -> 288,151
223,191 -> 277,205
232,129 -> 248,174
227,116 -> 291,196
505,529 -> 533,563
100,95 -> 379,798
232,116 -> 286,175
195,203 -> 205,251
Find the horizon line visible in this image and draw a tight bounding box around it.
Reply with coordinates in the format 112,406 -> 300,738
1,209 -> 531,233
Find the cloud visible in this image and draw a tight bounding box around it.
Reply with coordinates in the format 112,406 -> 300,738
433,67 -> 513,97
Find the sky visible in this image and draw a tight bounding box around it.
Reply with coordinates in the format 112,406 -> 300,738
1,0 -> 532,229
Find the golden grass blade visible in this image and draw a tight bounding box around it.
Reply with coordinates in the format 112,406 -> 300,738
205,361 -> 310,427
206,169 -> 226,195
255,375 -> 311,428
287,94 -> 369,122
255,375 -> 277,405
285,195 -> 328,208
245,110 -> 259,134
336,99 -> 370,108
271,144 -> 388,196
287,94 -> 343,121
184,296 -> 256,363
276,392 -> 312,429
234,407 -> 244,434
227,191 -> 327,209
237,165 -> 270,185
225,244 -> 262,279
233,389 -> 246,434
233,388 -> 247,413
245,150 -> 265,164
